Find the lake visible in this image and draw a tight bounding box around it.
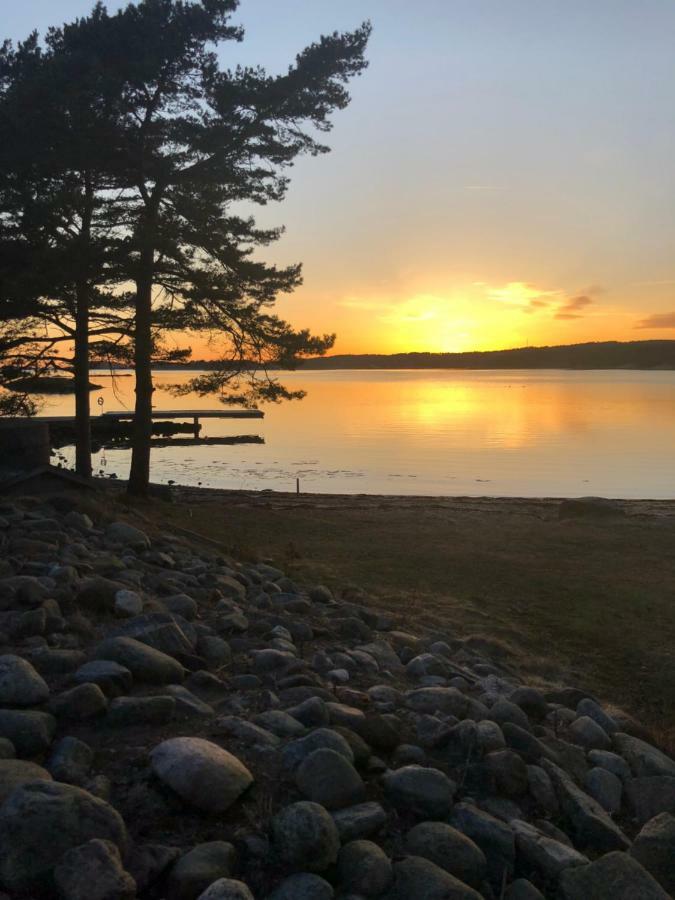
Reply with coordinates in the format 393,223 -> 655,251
44,368 -> 675,498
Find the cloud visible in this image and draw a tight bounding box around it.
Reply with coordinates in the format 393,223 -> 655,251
554,295 -> 593,320
635,311 -> 675,329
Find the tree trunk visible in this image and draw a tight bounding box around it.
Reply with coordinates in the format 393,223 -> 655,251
73,282 -> 92,479
127,260 -> 154,496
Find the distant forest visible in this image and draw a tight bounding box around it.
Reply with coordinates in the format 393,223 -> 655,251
145,340 -> 675,371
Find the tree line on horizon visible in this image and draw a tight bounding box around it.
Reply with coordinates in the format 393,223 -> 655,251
0,0 -> 370,495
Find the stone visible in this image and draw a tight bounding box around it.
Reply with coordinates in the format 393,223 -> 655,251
0,758 -> 52,803
286,697 -> 330,727
0,654 -> 49,706
151,737 -> 253,812
272,801 -> 340,872
253,709 -> 306,738
504,879 -> 545,899
382,765 -> 456,818
77,577 -> 128,613
386,856 -> 483,900
73,660 -> 133,697
95,636 -> 185,684
0,737 -> 15,758
127,843 -> 181,894
625,776 -> 675,824
0,781 -> 127,893
568,715 -> 611,751
584,766 -> 622,814
47,736 -> 93,785
49,682 -> 108,720
587,748 -> 631,781
197,635 -> 231,668
337,840 -> 393,896
108,695 -> 176,726
405,821 -> 487,887
614,732 -> 675,778
630,812 -> 675,895
558,851 -> 670,899
405,686 -> 468,717
195,879 -> 253,900
215,716 -> 280,749
542,759 -> 630,852
282,728 -> 355,770
510,819 -> 588,881
105,521 -> 151,549
166,685 -> 214,718
164,593 -> 198,620
167,841 -> 236,900
331,801 -> 388,842
489,698 -> 532,732
449,802 -> 515,889
268,873 -> 334,899
576,698 -> 618,733
526,764 -> 558,814
509,687 -> 549,719
0,708 -> 56,756
110,612 -> 196,656
114,589 -> 144,618
54,838 -> 136,900
296,748 -> 366,810
484,749 -> 529,796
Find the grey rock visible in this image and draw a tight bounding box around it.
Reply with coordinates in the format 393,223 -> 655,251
630,812 -> 675,895
337,839 -> 392,896
484,749 -> 529,797
568,715 -> 611,751
95,636 -> 185,684
0,781 -> 127,893
105,521 -> 150,549
151,737 -> 253,812
166,684 -> 214,718
167,841 -> 236,900
0,758 -> 52,803
286,696 -> 330,727
47,736 -> 93,785
587,748 -> 631,781
584,766 -> 622,814
558,850 -> 669,899
54,838 -> 136,900
49,682 -> 108,720
127,843 -> 181,895
253,709 -> 306,738
542,758 -> 630,852
489,698 -> 532,732
386,856 -> 482,900
526,764 -> 558,814
331,801 -> 388,842
504,879 -> 545,899
614,732 -> 675,778
382,765 -> 456,818
510,818 -> 588,881
114,589 -> 144,618
108,695 -> 176,726
296,748 -> 366,810
0,737 -> 15,758
0,708 -> 56,755
509,687 -> 548,719
449,802 -> 515,889
0,654 -> 49,706
215,716 -> 280,749
196,878 -> 254,900
77,577 -> 128,613
197,635 -> 231,668
405,821 -> 487,887
109,612 -> 196,656
163,593 -> 198,620
576,698 -> 618,734
625,776 -> 675,824
272,801 -> 340,872
283,728 -> 355,771
405,686 -> 468,717
73,660 -> 133,697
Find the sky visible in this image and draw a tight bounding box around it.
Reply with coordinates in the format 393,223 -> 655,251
7,1 -> 675,355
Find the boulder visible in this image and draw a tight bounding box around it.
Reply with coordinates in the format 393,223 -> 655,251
625,776 -> 675,824
510,819 -> 588,881
108,695 -> 176,727
49,683 -> 108,720
150,737 -> 253,812
272,801 -> 340,872
73,660 -> 133,697
105,521 -> 151,549
295,748 -> 366,810
0,781 -> 127,893
0,654 -> 49,706
0,708 -> 56,756
405,821 -> 487,887
386,856 -> 483,900
630,812 -> 675,895
54,838 -> 136,900
613,732 -> 675,778
95,637 -> 185,684
449,802 -> 515,889
558,851 -> 669,899
337,839 -> 392,896
47,736 -> 93,786
0,758 -> 52,803
167,841 -> 236,900
331,801 -> 388,842
268,873 -> 334,899
196,879 -> 254,900
382,765 -> 456,818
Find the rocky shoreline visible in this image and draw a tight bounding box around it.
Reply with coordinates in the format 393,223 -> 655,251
0,492 -> 673,899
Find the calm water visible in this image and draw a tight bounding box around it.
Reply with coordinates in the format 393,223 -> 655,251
44,369 -> 675,498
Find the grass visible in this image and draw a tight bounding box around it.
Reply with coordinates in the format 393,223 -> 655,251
146,490 -> 675,745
